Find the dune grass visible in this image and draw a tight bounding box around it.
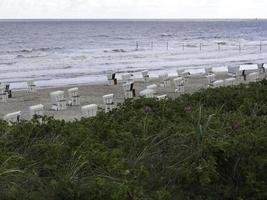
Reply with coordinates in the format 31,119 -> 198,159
0,81 -> 267,199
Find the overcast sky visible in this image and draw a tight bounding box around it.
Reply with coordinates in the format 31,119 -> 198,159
0,0 -> 266,19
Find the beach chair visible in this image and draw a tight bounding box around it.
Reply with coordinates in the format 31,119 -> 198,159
239,64 -> 259,82
50,91 -> 67,111
181,71 -> 190,84
206,73 -> 216,85
247,72 -> 259,83
228,66 -> 238,75
29,104 -> 44,118
205,67 -> 213,75
139,89 -> 154,98
103,94 -> 115,113
0,85 -> 8,103
260,63 -> 267,78
107,70 -> 117,85
4,111 -> 21,124
4,84 -> 12,98
176,69 -> 185,77
146,84 -> 157,94
142,70 -> 149,82
27,80 -> 37,93
122,73 -> 133,83
81,104 -> 98,118
68,87 -> 80,106
156,94 -> 167,100
228,66 -> 240,81
224,77 -> 237,86
210,80 -> 224,88
159,73 -> 171,87
173,77 -> 185,94
122,82 -> 135,99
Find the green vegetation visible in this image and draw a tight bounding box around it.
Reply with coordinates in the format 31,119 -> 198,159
1,81 -> 267,200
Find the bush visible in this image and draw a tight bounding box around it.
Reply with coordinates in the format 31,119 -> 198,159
0,81 -> 267,200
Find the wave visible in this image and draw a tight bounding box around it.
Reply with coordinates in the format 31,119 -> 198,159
7,46 -> 64,54
216,41 -> 227,45
185,44 -> 198,48
0,61 -> 16,66
15,54 -> 47,59
71,55 -> 90,60
104,49 -> 128,53
90,34 -> 110,38
160,33 -> 176,37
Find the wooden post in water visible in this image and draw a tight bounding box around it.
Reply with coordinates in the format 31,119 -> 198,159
166,41 -> 169,51
151,41 -> 154,50
136,41 -> 139,50
260,41 -> 262,53
239,43 -> 241,53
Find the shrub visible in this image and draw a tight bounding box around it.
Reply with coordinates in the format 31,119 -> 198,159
0,81 -> 267,199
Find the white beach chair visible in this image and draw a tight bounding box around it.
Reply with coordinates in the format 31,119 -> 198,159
3,84 -> 12,98
181,71 -> 190,84
107,70 -> 117,85
176,69 -> 185,77
159,73 -> 171,87
146,84 -> 157,94
156,94 -> 167,100
81,104 -> 98,118
139,89 -> 154,98
224,78 -> 237,86
122,73 -> 133,83
0,85 -> 8,103
4,111 -> 21,124
210,80 -> 224,88
261,64 -> 267,78
122,82 -> 135,99
103,94 -> 115,113
247,72 -> 259,83
206,74 -> 216,85
228,66 -> 241,82
173,77 -> 185,94
50,90 -> 67,111
205,67 -> 213,75
68,87 -> 80,106
239,64 -> 259,73
239,64 -> 259,82
29,104 -> 44,118
142,70 -> 149,82
27,80 -> 37,93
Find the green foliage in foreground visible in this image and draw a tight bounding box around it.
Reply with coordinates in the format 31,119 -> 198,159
1,81 -> 267,200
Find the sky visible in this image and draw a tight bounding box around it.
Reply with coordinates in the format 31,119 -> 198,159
0,0 -> 266,19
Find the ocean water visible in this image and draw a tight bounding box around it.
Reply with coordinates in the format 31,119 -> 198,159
1,19 -> 267,89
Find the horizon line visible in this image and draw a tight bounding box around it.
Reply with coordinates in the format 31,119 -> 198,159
0,18 -> 266,21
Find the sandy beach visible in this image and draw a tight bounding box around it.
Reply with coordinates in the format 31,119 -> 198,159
0,73 -> 233,121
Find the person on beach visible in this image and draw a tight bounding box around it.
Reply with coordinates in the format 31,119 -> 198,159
242,70 -> 247,81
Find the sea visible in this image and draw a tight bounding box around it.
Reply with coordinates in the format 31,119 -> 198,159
1,19 -> 267,89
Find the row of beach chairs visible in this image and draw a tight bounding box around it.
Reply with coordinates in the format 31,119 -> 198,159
2,63 -> 266,124
3,89 -> 115,124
